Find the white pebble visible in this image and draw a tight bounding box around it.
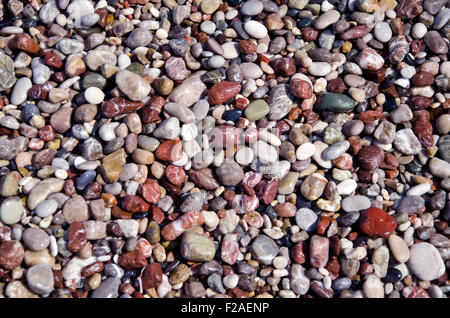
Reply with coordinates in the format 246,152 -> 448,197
84,87 -> 104,104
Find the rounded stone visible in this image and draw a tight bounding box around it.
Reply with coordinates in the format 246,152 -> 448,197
407,242 -> 445,281
0,197 -> 25,225
26,264 -> 54,295
22,228 -> 50,252
250,235 -> 279,265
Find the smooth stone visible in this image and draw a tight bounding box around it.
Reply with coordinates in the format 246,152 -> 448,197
27,179 -> 64,210
388,235 -> 410,263
216,162 -> 244,186
115,70 -> 150,101
253,140 -> 278,163
244,99 -> 270,121
322,141 -> 349,161
424,31 -> 448,55
26,264 -> 54,295
91,277 -> 120,298
250,235 -> 279,265
164,103 -> 195,123
241,0 -> 264,15
167,71 -> 207,106
362,274 -> 384,298
269,84 -> 294,121
394,129 -> 422,155
0,197 -> 25,225
396,195 -> 425,215
290,264 -> 310,296
374,22 -> 392,42
407,242 -> 445,281
180,231 -> 216,262
22,228 -> 49,252
341,196 -> 370,212
429,157 -> 450,179
244,21 -> 268,39
10,77 -> 32,105
296,142 -> 316,160
295,208 -> 318,232
152,117 -> 180,140
315,93 -> 356,113
34,200 -> 58,218
313,10 -> 340,30
240,62 -> 263,80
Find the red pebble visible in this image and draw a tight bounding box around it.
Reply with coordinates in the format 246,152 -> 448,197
221,237 -> 239,265
141,179 -> 161,204
155,139 -> 183,162
141,263 -> 163,289
9,34 -> 40,54
67,222 -> 87,253
359,207 -> 397,238
38,125 -> 55,141
208,81 -> 241,105
332,153 -> 353,170
161,211 -> 204,241
290,78 -> 313,99
165,165 -> 186,185
44,52 -> 63,68
150,206 -> 165,224
405,286 -> 430,298
255,180 -> 278,205
121,195 -> 150,213
118,249 -> 148,270
291,242 -> 306,264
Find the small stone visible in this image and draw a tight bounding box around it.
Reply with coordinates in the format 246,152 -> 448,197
22,228 -> 49,252
115,70 -> 150,101
62,195 -> 89,224
388,235 -> 410,263
315,93 -> 356,113
180,231 -> 215,262
250,235 -> 279,265
26,264 -> 54,295
394,129 -> 422,155
309,235 -> 329,268
244,21 -> 268,39
407,242 -> 445,281
359,207 -> 397,238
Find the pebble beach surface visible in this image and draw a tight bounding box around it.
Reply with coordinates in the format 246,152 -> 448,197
0,0 -> 447,299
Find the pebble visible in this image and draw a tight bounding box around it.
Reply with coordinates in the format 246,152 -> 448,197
0,0 -> 446,299
295,208 -> 318,232
22,228 -> 49,252
0,197 -> 25,225
250,235 -> 279,265
180,231 -> 215,262
244,21 -> 268,39
26,264 -> 54,295
408,243 -> 446,281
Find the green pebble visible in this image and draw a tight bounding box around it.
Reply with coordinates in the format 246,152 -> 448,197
323,126 -> 343,145
145,221 -> 160,244
315,93 -> 356,113
126,62 -> 144,75
244,99 -> 270,121
278,172 -> 299,195
82,73 -> 107,89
